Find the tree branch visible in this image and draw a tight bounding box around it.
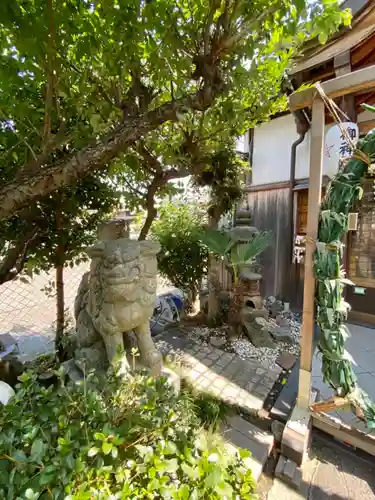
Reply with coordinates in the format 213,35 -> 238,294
0,6 -> 243,220
68,61 -> 115,107
0,228 -> 39,285
123,177 -> 145,198
0,92 -> 216,220
137,164 -> 193,241
16,126 -> 69,179
43,0 -> 54,143
137,143 -> 163,174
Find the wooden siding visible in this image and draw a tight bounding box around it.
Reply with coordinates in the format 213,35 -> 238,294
218,260 -> 232,292
245,187 -> 291,300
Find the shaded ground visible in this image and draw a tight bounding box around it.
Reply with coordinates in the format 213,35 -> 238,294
303,432 -> 375,500
258,431 -> 375,500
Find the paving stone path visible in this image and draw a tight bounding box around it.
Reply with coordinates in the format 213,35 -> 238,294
155,325 -> 281,482
155,326 -> 282,415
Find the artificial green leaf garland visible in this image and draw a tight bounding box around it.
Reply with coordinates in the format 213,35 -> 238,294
314,127 -> 375,429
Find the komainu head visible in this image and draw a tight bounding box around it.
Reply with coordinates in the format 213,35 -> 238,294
86,239 -> 160,305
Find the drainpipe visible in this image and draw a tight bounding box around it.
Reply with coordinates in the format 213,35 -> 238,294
287,110 -> 310,306
284,78 -> 310,262
288,128 -> 307,259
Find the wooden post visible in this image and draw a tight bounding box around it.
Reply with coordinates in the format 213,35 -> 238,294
297,97 -> 325,409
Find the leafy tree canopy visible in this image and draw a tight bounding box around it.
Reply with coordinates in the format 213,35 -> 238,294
0,0 -> 350,220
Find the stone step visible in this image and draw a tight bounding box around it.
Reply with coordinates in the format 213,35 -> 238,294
275,456 -> 303,489
222,415 -> 274,482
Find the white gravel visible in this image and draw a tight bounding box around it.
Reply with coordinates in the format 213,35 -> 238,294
230,337 -> 299,371
189,312 -> 301,371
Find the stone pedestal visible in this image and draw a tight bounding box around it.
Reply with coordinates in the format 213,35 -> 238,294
281,389 -> 319,466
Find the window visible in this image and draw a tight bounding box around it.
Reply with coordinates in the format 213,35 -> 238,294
295,188 -> 326,235
296,189 -> 308,235
348,179 -> 375,285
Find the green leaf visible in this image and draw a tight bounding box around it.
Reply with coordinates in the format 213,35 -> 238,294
87,447 -> 99,457
39,469 -> 57,485
90,113 -> 102,133
164,441 -> 178,455
30,438 -> 47,463
242,231 -> 272,262
163,458 -> 178,473
178,484 -> 190,499
361,104 -> 375,114
12,450 -> 27,462
181,462 -> 199,480
102,442 -> 112,455
94,433 -> 106,441
204,467 -> 222,489
215,480 -> 234,497
199,230 -> 233,257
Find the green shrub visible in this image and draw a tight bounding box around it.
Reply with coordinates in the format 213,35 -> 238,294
182,382 -> 232,431
0,370 -> 257,499
151,201 -> 208,302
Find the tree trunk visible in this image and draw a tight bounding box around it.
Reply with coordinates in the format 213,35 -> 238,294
227,279 -> 245,339
138,169 -> 191,241
206,212 -> 221,324
138,207 -> 157,241
138,176 -> 162,241
0,228 -> 38,285
55,197 -> 66,360
55,261 -> 65,359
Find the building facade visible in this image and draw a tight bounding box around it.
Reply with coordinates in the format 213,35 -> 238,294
243,0 -> 375,323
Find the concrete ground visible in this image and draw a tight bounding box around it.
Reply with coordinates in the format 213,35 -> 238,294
312,323 -> 375,432
259,432 -> 375,500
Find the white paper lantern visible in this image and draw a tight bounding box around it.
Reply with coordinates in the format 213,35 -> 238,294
324,122 -> 359,178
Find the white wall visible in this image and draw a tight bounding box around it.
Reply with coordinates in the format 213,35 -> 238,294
251,111 -> 373,186
252,114 -> 298,185
236,130 -> 249,154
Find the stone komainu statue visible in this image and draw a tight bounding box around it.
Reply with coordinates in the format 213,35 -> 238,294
74,238 -> 162,374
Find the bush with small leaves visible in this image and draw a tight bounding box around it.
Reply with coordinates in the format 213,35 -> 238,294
0,369 -> 257,499
151,201 -> 208,304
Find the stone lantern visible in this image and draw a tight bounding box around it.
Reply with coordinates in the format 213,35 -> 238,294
228,207 -> 263,310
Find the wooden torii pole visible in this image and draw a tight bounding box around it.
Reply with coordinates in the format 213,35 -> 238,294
281,64 -> 375,465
